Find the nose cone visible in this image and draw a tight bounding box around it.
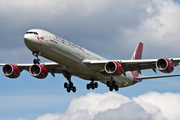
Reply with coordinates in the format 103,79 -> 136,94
24,34 -> 34,47
24,34 -> 41,52
24,34 -> 30,43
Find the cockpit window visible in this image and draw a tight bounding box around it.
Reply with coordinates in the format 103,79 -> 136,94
26,32 -> 38,35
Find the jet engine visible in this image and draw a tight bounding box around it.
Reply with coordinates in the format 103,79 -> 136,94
156,58 -> 174,73
105,61 -> 124,76
2,64 -> 20,78
29,64 -> 48,79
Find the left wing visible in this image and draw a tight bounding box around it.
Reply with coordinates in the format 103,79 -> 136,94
82,58 -> 180,75
0,62 -> 66,77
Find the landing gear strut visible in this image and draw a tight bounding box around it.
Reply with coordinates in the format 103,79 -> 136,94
63,71 -> 76,93
87,80 -> 98,90
107,76 -> 119,91
33,51 -> 41,64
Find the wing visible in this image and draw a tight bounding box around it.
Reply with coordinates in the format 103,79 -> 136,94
82,58 -> 180,74
0,62 -> 66,77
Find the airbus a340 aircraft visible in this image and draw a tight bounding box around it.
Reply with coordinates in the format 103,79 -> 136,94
1,29 -> 180,93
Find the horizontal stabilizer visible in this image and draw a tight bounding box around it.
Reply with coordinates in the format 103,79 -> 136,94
137,74 -> 180,80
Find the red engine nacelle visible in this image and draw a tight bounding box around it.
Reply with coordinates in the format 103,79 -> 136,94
2,64 -> 20,78
156,58 -> 174,73
29,64 -> 48,79
105,61 -> 124,76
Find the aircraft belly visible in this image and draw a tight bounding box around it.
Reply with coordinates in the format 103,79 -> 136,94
114,76 -> 134,87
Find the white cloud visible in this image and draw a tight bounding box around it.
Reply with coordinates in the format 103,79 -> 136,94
35,92 -> 180,120
119,0 -> 180,58
133,92 -> 180,120
36,113 -> 61,120
1,0 -> 180,59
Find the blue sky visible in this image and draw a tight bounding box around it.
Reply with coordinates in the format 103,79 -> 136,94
1,0 -> 180,120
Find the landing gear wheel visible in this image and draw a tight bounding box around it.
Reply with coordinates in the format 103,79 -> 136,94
33,52 -> 41,64
95,82 -> 98,88
86,80 -> 98,90
91,84 -> 95,89
63,71 -> 77,93
72,87 -> 76,92
109,86 -> 113,91
37,59 -> 40,64
115,85 -> 119,91
70,82 -> 73,88
108,76 -> 119,92
33,59 -> 40,64
67,87 -> 71,93
112,81 -> 116,86
33,59 -> 37,64
64,82 -> 68,88
87,84 -> 91,90
107,81 -> 110,87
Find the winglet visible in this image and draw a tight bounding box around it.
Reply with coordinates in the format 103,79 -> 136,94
131,42 -> 143,60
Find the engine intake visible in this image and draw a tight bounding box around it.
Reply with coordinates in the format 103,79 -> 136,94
2,64 -> 20,78
105,61 -> 124,76
29,64 -> 48,79
156,58 -> 174,73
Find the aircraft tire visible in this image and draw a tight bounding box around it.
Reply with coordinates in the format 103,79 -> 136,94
64,82 -> 68,88
33,59 -> 37,64
67,87 -> 71,93
87,84 -> 91,90
115,85 -> 119,91
109,86 -> 113,91
92,84 -> 95,89
70,82 -> 73,88
72,87 -> 76,92
37,59 -> 40,64
95,82 -> 98,88
112,81 -> 116,86
107,81 -> 110,87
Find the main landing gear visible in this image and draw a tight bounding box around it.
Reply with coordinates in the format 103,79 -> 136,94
86,80 -> 98,90
33,51 -> 41,64
106,76 -> 119,91
63,71 -> 76,93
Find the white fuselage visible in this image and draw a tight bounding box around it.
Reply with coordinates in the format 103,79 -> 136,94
24,29 -> 136,87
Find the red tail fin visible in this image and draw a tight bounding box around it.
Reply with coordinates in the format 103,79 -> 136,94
131,42 -> 143,79
131,42 -> 143,60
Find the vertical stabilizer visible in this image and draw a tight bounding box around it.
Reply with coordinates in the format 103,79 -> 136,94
131,42 -> 143,60
131,42 -> 143,79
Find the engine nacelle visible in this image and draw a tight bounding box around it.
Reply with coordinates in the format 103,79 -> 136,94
2,64 -> 20,78
29,64 -> 48,79
105,61 -> 124,76
156,58 -> 174,73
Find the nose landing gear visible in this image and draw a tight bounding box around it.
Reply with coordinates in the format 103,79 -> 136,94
33,52 -> 41,64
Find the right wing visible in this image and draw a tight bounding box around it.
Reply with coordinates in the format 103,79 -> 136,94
83,58 -> 180,75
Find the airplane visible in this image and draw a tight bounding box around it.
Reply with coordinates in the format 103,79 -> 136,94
1,29 -> 180,93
